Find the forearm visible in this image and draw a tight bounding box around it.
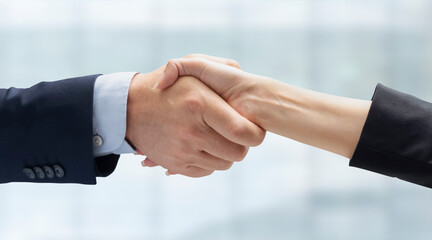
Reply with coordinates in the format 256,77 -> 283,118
155,55 -> 432,187
250,77 -> 371,158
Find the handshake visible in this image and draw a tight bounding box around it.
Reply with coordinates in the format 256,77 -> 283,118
126,54 -> 371,178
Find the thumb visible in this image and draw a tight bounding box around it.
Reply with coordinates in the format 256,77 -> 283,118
153,58 -> 243,94
153,59 -> 184,90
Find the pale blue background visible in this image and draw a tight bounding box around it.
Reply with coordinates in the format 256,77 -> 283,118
0,0 -> 432,239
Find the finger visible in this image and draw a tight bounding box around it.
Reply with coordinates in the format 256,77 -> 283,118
153,54 -> 241,90
141,158 -> 159,167
153,59 -> 183,89
191,151 -> 235,170
200,127 -> 249,162
154,58 -> 241,91
171,166 -> 214,178
203,94 -> 265,147
182,54 -> 242,69
165,170 -> 177,176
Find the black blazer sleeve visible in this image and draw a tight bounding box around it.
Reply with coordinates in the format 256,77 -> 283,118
0,75 -> 120,184
350,84 -> 432,188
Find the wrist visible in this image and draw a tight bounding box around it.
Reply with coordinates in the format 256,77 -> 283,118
253,80 -> 371,158
125,73 -> 160,151
130,72 -> 158,89
223,75 -> 271,127
234,76 -> 284,130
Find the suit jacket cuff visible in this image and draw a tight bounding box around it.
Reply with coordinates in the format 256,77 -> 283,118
350,84 -> 432,188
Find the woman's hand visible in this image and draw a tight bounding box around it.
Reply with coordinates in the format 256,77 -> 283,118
154,54 -> 372,159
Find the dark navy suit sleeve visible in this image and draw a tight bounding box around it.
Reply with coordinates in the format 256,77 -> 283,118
350,84 -> 432,188
0,75 -> 120,184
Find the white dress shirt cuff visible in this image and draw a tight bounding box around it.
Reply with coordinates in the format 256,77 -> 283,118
93,72 -> 138,157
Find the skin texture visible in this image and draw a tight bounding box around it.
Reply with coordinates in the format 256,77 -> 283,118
155,55 -> 372,159
125,64 -> 265,177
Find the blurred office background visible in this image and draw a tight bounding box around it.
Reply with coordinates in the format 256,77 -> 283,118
0,0 -> 432,239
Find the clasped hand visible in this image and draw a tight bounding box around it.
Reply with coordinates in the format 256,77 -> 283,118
125,55 -> 265,177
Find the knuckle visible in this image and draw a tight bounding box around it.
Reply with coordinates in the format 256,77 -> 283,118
187,169 -> 214,178
170,152 -> 193,169
231,98 -> 251,117
183,54 -> 199,59
179,126 -> 201,142
226,108 -> 266,147
166,59 -> 182,73
184,160 -> 195,168
227,59 -> 241,69
166,59 -> 177,67
220,161 -> 234,170
246,127 -> 266,147
233,146 -> 248,162
199,170 -> 214,177
253,130 -> 266,146
229,121 -> 248,138
184,95 -> 205,113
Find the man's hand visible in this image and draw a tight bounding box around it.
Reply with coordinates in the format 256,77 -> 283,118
125,66 -> 265,177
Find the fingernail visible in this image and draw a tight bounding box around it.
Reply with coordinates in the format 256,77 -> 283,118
165,170 -> 171,176
152,81 -> 159,89
141,161 -> 146,167
152,73 -> 164,89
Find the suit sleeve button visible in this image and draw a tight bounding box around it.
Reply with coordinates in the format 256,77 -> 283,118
43,166 -> 55,179
52,164 -> 65,178
23,168 -> 36,180
93,135 -> 103,147
33,167 -> 45,179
